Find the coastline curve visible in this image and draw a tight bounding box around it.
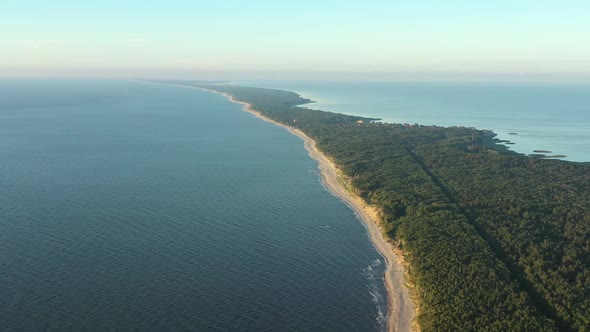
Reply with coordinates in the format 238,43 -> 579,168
194,85 -> 416,332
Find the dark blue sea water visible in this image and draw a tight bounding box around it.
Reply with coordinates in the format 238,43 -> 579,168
0,80 -> 387,331
239,80 -> 590,162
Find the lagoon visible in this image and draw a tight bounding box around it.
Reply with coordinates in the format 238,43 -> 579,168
238,80 -> 590,162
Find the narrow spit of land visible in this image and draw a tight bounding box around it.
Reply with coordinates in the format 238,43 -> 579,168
222,92 -> 416,332
151,81 -> 590,332
160,82 -> 415,332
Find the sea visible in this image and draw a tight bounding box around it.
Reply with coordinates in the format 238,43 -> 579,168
0,80 -> 387,331
238,80 -> 590,162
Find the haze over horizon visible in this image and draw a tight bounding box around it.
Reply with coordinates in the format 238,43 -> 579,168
2,0 -> 590,81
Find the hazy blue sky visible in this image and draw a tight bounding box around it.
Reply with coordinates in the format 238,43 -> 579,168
2,0 -> 589,80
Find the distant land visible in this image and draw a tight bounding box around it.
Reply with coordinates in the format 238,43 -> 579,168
156,81 -> 590,331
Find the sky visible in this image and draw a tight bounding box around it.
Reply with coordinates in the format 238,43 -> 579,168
1,0 -> 590,80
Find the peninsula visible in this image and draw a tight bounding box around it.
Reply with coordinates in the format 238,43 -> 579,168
157,81 -> 590,332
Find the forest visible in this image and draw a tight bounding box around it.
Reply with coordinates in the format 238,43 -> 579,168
163,81 -> 590,331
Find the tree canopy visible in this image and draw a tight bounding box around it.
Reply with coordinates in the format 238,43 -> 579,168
167,82 -> 589,331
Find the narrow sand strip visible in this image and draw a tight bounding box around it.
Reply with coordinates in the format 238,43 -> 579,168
151,82 -> 416,332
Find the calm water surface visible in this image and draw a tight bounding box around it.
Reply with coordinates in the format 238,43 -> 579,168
239,80 -> 590,162
0,80 -> 386,331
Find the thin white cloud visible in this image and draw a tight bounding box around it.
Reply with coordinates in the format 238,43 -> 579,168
18,40 -> 63,48
128,38 -> 146,44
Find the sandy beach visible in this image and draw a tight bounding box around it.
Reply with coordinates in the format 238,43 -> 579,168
211,89 -> 416,332
155,82 -> 416,332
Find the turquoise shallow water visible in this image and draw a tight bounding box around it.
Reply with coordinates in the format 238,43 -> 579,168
0,80 -> 386,331
239,80 -> 590,162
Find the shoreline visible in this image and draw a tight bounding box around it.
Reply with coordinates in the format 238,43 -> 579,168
135,80 -> 590,330
200,87 -> 416,332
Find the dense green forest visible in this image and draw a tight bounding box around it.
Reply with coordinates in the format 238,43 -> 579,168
162,81 -> 590,331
